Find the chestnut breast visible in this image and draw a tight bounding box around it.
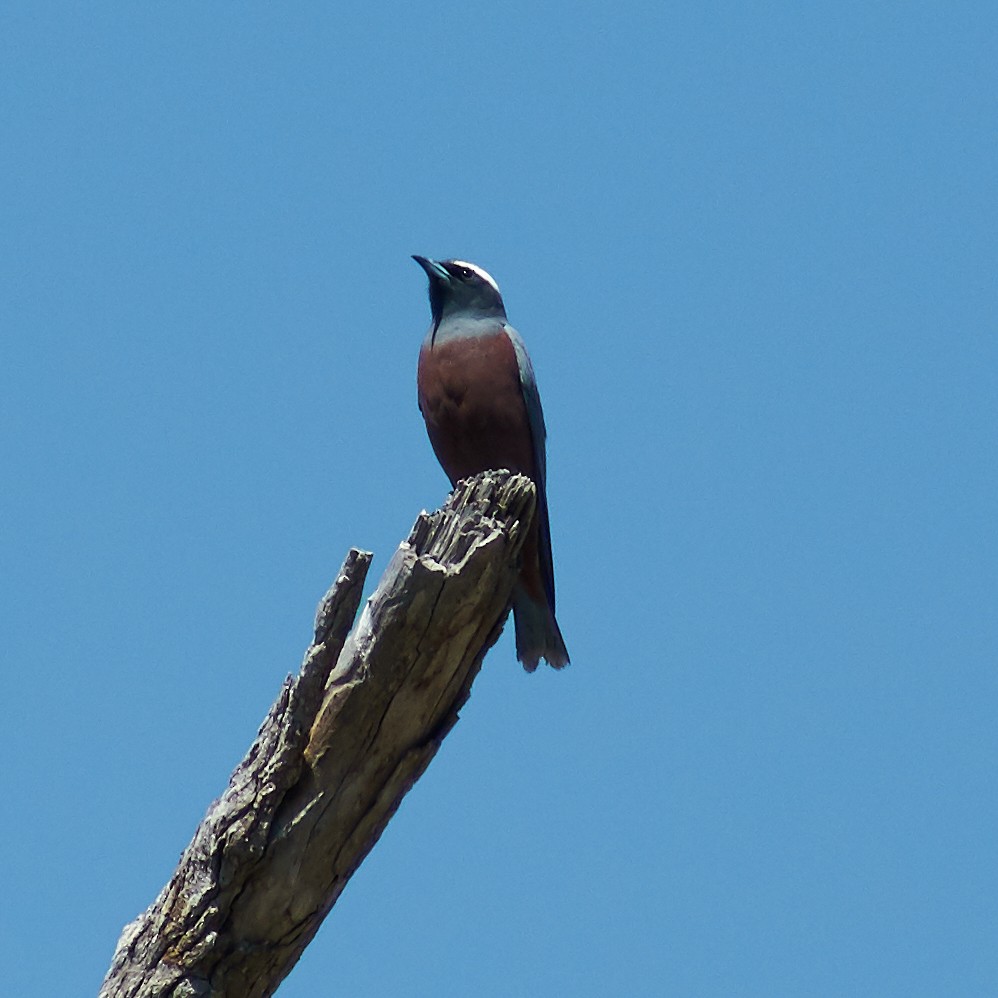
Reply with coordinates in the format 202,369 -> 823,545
417,328 -> 538,486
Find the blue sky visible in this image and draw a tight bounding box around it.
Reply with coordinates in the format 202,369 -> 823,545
3,4 -> 996,996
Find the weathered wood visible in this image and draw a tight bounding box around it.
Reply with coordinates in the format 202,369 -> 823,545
100,471 -> 537,998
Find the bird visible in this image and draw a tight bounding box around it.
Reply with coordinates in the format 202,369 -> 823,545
413,255 -> 569,671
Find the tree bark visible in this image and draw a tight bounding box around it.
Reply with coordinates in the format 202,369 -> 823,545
100,471 -> 537,998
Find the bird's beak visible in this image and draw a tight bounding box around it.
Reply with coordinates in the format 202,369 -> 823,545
412,255 -> 451,282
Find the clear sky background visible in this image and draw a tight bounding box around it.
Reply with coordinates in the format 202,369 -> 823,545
3,4 -> 996,996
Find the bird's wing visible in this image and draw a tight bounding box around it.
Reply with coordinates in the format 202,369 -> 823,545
504,324 -> 547,487
504,324 -> 557,611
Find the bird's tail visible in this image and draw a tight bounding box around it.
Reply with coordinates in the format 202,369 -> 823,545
512,586 -> 570,672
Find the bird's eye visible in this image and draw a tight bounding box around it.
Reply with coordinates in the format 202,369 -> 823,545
458,267 -> 473,280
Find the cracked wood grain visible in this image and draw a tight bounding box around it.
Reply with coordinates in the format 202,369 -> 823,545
100,471 -> 536,998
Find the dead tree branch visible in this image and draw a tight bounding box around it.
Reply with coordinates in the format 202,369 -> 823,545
100,471 -> 536,998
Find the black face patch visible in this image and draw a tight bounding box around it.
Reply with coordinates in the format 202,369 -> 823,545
443,261 -> 476,282
441,260 -> 503,294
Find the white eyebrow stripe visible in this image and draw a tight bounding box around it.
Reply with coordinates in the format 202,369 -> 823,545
450,260 -> 500,293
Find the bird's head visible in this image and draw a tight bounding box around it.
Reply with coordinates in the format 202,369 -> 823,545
412,256 -> 507,330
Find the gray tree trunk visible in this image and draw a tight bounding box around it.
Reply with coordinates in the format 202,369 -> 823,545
100,471 -> 536,998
